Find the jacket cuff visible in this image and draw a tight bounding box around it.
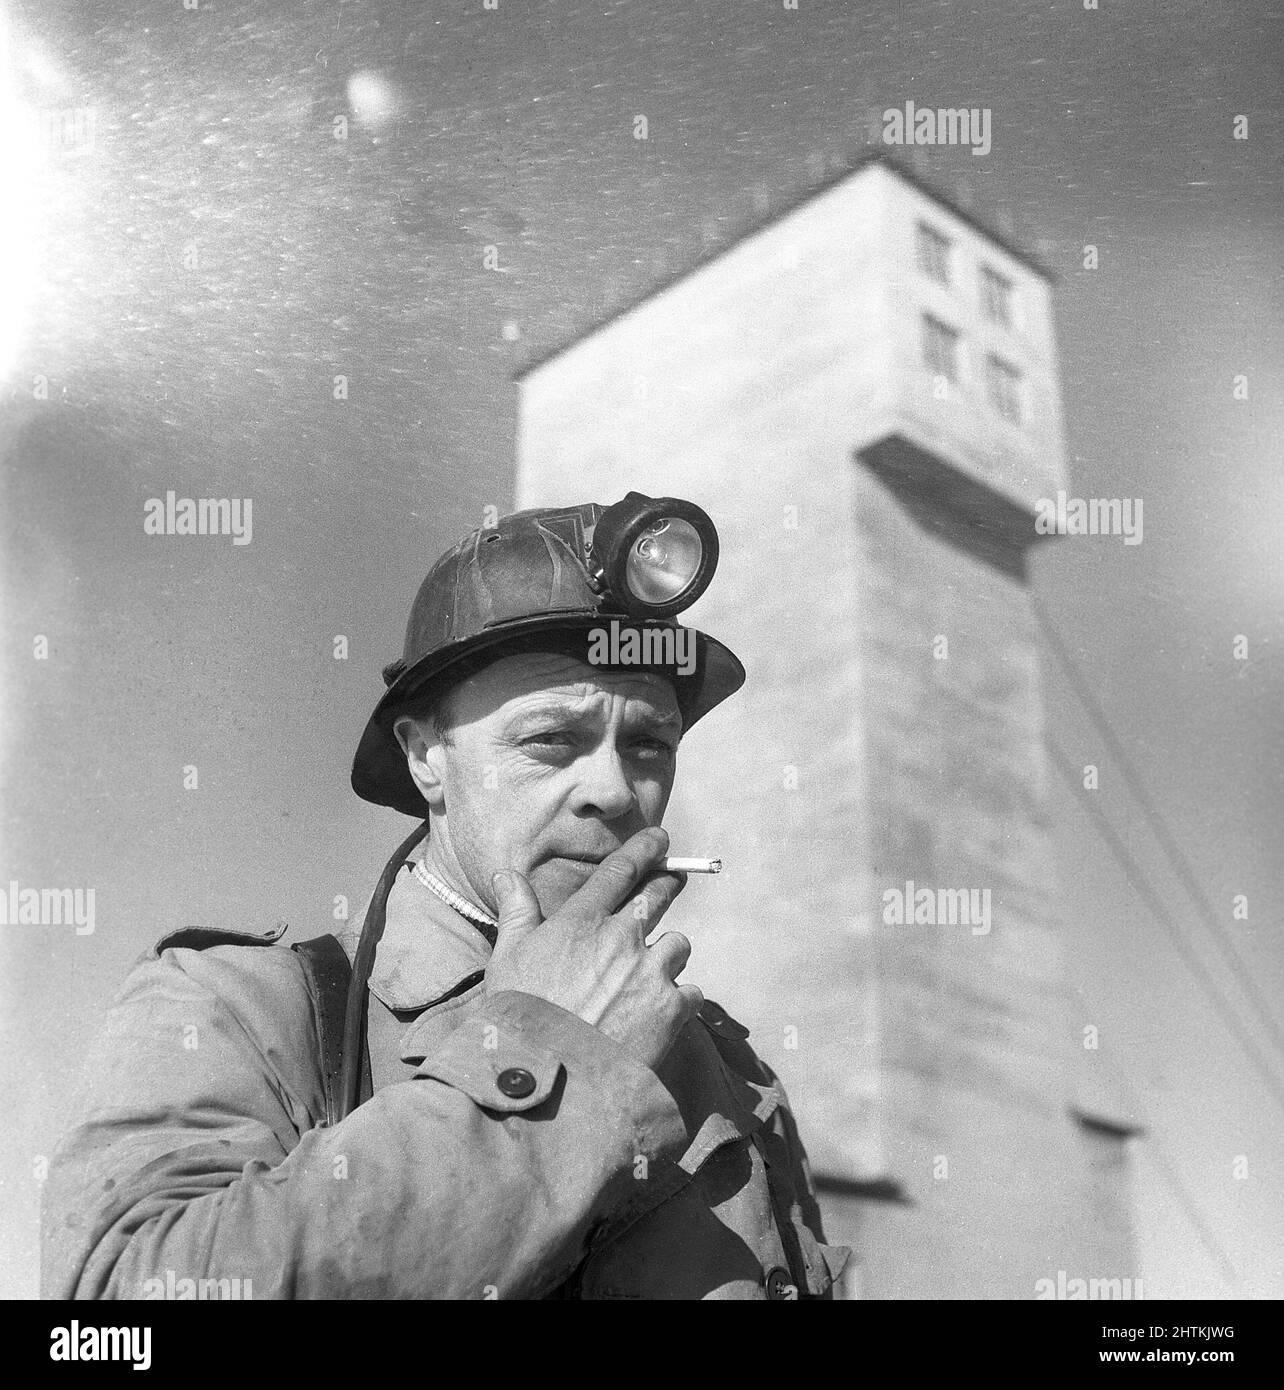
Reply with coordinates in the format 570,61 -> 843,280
404,990 -> 686,1134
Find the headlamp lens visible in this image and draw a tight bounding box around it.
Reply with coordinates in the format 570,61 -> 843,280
625,518 -> 704,604
588,492 -> 720,617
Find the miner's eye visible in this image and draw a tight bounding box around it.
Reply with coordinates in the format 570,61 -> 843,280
524,730 -> 576,748
631,735 -> 676,756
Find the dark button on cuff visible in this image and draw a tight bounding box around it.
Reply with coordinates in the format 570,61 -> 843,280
765,1266 -> 798,1300
496,1067 -> 537,1099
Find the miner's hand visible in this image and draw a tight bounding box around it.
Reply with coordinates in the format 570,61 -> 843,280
486,826 -> 701,1073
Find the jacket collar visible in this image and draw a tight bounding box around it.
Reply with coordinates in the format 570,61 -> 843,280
368,863 -> 492,1013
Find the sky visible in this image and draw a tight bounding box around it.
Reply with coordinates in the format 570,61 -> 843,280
1,0 -> 1280,1298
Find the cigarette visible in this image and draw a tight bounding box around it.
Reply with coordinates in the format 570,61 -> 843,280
663,857 -> 722,874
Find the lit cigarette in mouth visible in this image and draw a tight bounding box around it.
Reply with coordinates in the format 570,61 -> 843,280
663,857 -> 722,874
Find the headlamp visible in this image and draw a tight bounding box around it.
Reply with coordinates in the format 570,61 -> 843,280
588,492 -> 720,618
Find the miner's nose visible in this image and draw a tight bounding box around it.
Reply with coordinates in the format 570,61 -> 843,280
570,743 -> 637,820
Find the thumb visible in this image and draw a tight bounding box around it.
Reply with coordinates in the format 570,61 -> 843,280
491,870 -> 541,936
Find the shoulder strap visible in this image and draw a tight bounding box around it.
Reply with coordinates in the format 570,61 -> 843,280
339,820 -> 431,1120
292,934 -> 369,1128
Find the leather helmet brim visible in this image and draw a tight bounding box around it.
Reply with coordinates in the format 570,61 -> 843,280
351,614 -> 746,818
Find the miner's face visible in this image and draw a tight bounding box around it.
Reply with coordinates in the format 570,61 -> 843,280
397,651 -> 683,919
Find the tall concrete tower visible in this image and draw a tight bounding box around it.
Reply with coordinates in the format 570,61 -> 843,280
514,153 -> 1139,1298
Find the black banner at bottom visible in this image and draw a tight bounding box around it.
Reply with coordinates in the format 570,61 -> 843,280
14,1297 -> 1277,1375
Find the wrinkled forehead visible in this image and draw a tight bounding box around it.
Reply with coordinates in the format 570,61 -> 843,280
454,650 -> 682,727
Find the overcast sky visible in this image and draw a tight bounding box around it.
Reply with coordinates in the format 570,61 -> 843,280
1,0 -> 1280,1297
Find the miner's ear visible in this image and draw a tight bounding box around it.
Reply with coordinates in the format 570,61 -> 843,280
394,715 -> 447,811
392,714 -> 421,758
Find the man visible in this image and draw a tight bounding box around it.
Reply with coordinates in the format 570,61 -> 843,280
43,495 -> 849,1300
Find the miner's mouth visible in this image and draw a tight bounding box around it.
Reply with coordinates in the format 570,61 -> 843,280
543,851 -> 611,870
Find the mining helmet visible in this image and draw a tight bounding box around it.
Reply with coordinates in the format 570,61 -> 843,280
351,493 -> 746,817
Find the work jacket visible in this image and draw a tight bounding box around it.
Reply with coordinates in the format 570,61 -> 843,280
42,861 -> 849,1299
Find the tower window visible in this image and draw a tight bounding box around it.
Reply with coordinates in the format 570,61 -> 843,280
986,353 -> 1023,423
981,265 -> 1014,325
922,314 -> 960,382
916,221 -> 951,285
